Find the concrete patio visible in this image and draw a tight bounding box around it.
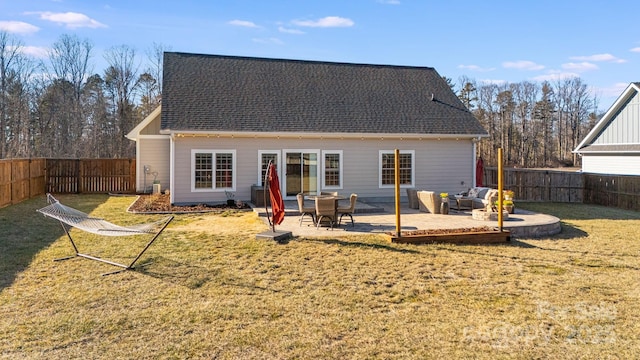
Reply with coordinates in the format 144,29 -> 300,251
254,200 -> 561,239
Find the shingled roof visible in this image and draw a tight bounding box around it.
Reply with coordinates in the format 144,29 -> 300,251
161,52 -> 487,136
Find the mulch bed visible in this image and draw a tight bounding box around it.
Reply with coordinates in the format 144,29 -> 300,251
128,193 -> 251,213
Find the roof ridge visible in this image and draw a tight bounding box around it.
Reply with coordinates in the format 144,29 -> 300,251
165,51 -> 436,71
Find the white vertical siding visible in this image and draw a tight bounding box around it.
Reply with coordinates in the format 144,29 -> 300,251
594,92 -> 640,144
172,136 -> 475,204
582,155 -> 640,175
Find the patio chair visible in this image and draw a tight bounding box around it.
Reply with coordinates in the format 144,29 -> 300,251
417,191 -> 441,214
315,197 -> 337,230
296,193 -> 315,226
337,193 -> 357,226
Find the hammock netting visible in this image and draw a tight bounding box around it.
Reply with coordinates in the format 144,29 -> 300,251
37,197 -> 171,237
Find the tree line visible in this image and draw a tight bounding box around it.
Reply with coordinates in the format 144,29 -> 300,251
1,30 -> 602,167
0,31 -> 167,159
448,76 -> 601,168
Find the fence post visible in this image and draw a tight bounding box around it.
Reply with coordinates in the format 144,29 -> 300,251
130,159 -> 136,194
77,159 -> 82,193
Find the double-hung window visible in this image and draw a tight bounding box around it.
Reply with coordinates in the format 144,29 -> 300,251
258,151 -> 279,186
322,150 -> 342,189
192,150 -> 236,191
379,150 -> 414,188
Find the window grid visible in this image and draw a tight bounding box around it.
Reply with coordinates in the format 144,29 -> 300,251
215,153 -> 233,188
194,153 -> 212,188
381,153 -> 412,185
324,153 -> 340,186
261,154 -> 278,185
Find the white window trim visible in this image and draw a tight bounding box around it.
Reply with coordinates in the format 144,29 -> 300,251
257,150 -> 281,186
321,150 -> 343,190
191,149 -> 236,192
378,150 -> 415,189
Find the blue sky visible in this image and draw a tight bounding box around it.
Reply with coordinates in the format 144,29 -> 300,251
2,0 -> 640,109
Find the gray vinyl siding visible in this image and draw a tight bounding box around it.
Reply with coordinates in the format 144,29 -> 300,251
593,91 -> 640,145
582,155 -> 640,176
140,113 -> 162,135
137,138 -> 170,192
172,136 -> 474,205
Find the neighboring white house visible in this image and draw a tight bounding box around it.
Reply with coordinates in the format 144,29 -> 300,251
127,52 -> 488,205
574,82 -> 640,175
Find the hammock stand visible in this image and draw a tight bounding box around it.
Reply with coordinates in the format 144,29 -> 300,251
37,193 -> 174,276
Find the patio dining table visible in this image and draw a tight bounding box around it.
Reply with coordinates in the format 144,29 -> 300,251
305,194 -> 346,226
305,194 -> 346,208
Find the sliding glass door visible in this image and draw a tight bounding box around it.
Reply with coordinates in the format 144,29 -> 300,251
284,151 -> 319,198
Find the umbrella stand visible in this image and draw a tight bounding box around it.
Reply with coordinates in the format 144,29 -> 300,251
263,160 -> 274,232
256,160 -> 292,242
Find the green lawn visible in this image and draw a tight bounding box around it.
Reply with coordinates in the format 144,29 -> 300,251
1,195 -> 639,359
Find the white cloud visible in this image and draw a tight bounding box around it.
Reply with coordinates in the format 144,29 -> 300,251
458,64 -> 495,72
27,11 -> 106,29
630,47 -> 640,53
479,79 -> 507,85
570,53 -> 626,63
278,26 -> 304,34
378,0 -> 401,4
561,62 -> 598,72
19,45 -> 49,58
531,71 -> 578,82
0,20 -> 39,34
596,82 -> 630,99
502,60 -> 545,71
228,20 -> 260,28
292,16 -> 354,28
252,37 -> 284,45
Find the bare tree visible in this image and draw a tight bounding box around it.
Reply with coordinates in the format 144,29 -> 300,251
0,31 -> 24,158
511,81 -> 539,167
104,45 -> 140,157
533,82 -> 556,167
146,42 -> 170,99
4,54 -> 36,157
46,34 -> 94,157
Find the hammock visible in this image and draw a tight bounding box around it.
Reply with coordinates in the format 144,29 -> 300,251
37,193 -> 174,275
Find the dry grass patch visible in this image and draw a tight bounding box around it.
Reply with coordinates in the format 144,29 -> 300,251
1,196 -> 639,358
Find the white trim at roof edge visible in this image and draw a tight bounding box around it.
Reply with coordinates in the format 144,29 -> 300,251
164,130 -> 488,140
126,105 -> 162,141
574,82 -> 640,153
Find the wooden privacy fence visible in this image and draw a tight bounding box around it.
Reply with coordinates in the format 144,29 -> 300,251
0,159 -> 47,208
0,158 -> 135,208
583,173 -> 640,212
483,167 -> 583,203
46,159 -> 136,194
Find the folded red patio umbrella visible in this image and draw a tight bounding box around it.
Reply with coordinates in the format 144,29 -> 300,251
475,157 -> 484,187
268,163 -> 285,226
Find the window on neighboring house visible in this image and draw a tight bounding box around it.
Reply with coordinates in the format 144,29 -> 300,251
379,150 -> 414,188
192,150 -> 236,191
258,151 -> 279,186
322,150 -> 342,189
